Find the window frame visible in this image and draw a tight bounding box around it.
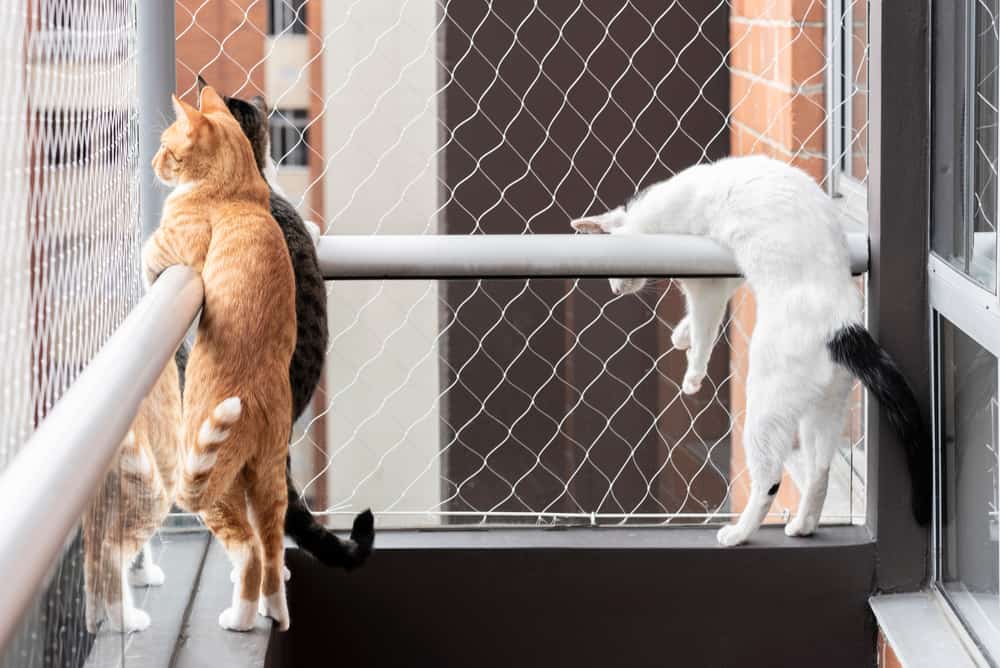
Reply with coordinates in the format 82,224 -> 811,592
269,108 -> 310,168
268,0 -> 307,37
929,0 -> 1000,661
826,0 -> 870,222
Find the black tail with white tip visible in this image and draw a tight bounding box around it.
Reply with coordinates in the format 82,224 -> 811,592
827,324 -> 931,524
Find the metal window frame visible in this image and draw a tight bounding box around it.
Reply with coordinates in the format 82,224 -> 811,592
270,108 -> 309,167
268,0 -> 307,37
929,0 -> 1000,659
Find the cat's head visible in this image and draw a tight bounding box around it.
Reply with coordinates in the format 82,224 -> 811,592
153,86 -> 256,186
570,207 -> 647,295
196,75 -> 270,172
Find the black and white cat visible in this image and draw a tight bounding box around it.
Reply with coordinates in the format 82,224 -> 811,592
196,77 -> 374,567
572,155 -> 929,546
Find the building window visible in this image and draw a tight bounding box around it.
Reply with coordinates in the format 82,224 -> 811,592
270,109 -> 309,167
268,0 -> 307,36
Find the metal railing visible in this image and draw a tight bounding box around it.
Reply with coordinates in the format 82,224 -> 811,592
0,234 -> 868,647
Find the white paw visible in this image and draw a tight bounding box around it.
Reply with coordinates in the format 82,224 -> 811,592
671,321 -> 691,350
232,565 -> 290,584
105,606 -> 151,633
784,515 -> 817,537
129,563 -> 165,587
682,372 -> 703,395
716,524 -> 750,547
218,601 -> 258,632
257,591 -> 290,631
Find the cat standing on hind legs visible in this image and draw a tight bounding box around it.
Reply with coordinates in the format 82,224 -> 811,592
143,86 -> 297,630
571,155 -> 931,545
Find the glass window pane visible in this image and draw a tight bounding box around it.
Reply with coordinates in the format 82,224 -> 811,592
932,1 -> 998,292
939,317 -> 1000,658
973,0 -> 998,290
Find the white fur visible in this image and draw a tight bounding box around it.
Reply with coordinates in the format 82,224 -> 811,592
258,588 -> 290,631
120,449 -> 153,476
214,396 -> 242,421
262,156 -> 286,197
102,572 -> 151,633
194,396 -> 242,454
572,155 -> 861,546
129,542 -> 166,587
304,220 -> 321,246
186,446 -> 218,473
219,543 -> 258,632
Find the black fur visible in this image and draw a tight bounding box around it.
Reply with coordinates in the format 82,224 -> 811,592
767,482 -> 779,496
827,324 -> 931,524
191,75 -> 374,568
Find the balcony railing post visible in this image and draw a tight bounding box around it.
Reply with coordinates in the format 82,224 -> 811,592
137,1 -> 176,241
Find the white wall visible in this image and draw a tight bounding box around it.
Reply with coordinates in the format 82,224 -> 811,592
319,0 -> 441,527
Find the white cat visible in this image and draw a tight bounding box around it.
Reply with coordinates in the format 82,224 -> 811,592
572,155 -> 929,546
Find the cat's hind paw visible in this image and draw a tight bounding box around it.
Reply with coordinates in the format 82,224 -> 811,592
129,562 -> 165,587
258,591 -> 290,631
219,601 -> 258,632
105,605 -> 151,633
784,515 -> 818,537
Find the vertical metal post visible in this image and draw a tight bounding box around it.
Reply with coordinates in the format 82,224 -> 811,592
137,1 -> 176,241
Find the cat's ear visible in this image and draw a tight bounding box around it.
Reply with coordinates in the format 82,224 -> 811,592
249,95 -> 269,115
198,85 -> 229,114
172,94 -> 203,132
571,208 -> 625,234
196,74 -> 209,93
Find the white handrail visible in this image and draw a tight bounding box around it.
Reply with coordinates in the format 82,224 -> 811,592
0,266 -> 203,650
315,232 -> 870,279
0,232 -> 872,649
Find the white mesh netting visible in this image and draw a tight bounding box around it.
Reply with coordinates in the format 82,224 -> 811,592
0,1 -> 139,666
176,0 -> 869,529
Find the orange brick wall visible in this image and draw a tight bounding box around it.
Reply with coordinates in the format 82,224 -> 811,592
175,0 -> 267,104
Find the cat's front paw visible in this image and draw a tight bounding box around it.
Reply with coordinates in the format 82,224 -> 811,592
671,319 -> 691,350
716,524 -> 750,547
218,601 -> 258,632
105,605 -> 151,633
129,562 -> 165,587
682,371 -> 704,395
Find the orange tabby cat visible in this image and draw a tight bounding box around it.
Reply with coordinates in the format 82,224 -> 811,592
83,359 -> 182,633
142,86 -> 297,631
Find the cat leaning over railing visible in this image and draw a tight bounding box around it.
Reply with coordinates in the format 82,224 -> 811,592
142,86 -> 298,631
195,75 -> 374,572
572,154 -> 930,546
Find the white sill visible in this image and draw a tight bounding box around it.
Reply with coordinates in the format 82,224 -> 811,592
870,590 -> 989,667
